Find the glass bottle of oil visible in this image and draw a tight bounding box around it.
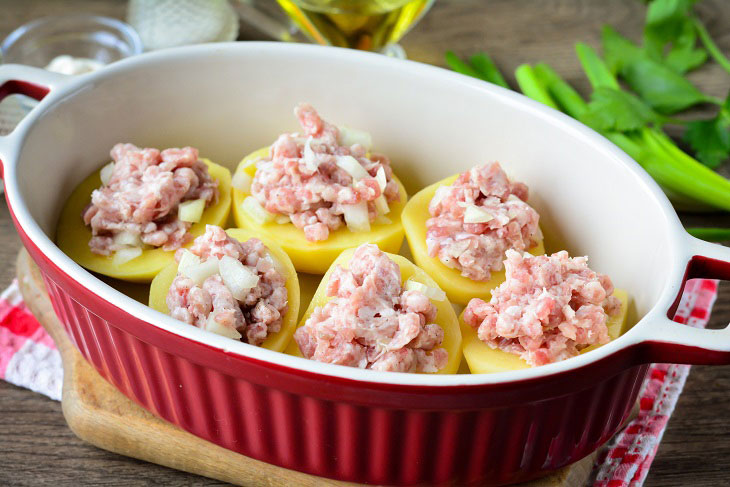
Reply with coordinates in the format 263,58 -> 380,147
276,0 -> 434,51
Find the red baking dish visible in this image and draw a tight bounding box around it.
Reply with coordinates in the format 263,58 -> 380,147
1,43 -> 729,486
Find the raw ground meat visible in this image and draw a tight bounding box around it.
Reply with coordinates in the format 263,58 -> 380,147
463,249 -> 621,366
426,162 -> 541,281
294,244 -> 448,373
166,225 -> 288,346
250,103 -> 400,242
83,143 -> 219,255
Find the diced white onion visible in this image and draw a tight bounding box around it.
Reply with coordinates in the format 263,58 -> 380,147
241,196 -> 274,224
375,166 -> 387,191
219,255 -> 259,301
264,251 -> 289,279
463,205 -> 494,224
374,195 -> 390,215
181,257 -> 220,285
430,187 -> 449,209
405,279 -> 446,302
336,155 -> 369,181
303,136 -> 319,172
178,198 -> 206,223
100,162 -> 114,186
338,125 -> 373,151
507,194 -> 522,202
343,201 -> 370,233
205,314 -> 243,340
112,247 -> 142,266
275,214 -> 291,224
374,214 -> 392,225
113,231 -> 142,247
177,249 -> 201,273
232,171 -> 252,193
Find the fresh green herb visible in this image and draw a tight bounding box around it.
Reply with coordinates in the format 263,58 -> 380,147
601,26 -> 715,114
664,19 -> 708,73
643,0 -> 699,58
683,93 -> 730,168
581,87 -> 662,132
693,16 -> 730,75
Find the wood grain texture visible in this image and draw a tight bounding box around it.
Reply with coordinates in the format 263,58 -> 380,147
0,0 -> 729,486
14,249 -> 598,487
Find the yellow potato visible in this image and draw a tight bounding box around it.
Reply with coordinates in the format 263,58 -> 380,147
56,159 -> 232,283
460,289 -> 630,374
285,247 -> 462,374
148,228 -> 300,352
232,147 -> 407,274
402,174 -> 545,306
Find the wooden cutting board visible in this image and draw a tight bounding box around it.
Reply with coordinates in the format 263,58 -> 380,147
16,249 -> 602,487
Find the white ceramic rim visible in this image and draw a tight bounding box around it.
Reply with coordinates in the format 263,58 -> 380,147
1,42 -> 726,387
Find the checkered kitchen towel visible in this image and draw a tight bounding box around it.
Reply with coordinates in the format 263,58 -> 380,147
0,277 -> 719,486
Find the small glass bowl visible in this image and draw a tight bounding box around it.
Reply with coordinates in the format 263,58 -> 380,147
1,14 -> 143,67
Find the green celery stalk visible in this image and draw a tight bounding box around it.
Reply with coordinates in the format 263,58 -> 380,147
575,43 -> 620,90
514,64 -> 560,110
533,63 -> 589,118
639,128 -> 730,210
444,51 -> 486,80
469,53 -> 510,88
693,17 -> 730,76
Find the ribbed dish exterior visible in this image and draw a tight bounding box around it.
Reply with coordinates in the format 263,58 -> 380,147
39,268 -> 646,486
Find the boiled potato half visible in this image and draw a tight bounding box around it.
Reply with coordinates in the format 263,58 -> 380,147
232,147 -> 407,274
56,159 -> 232,282
285,247 -> 462,374
148,228 -> 300,352
460,289 -> 630,374
402,174 -> 545,305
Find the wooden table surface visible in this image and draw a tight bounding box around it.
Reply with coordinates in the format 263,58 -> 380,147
1,1 -> 729,486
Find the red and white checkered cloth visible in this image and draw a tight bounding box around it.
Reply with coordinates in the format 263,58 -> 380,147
0,277 -> 719,486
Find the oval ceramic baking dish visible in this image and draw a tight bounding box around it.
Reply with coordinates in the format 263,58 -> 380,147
1,43 -> 729,486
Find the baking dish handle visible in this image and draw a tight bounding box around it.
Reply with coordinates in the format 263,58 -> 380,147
639,236 -> 730,365
0,64 -> 69,173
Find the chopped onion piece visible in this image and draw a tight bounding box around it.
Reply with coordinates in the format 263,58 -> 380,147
112,247 -> 142,266
303,136 -> 319,172
336,155 -> 369,181
375,166 -> 387,191
205,314 -> 242,340
275,214 -> 290,224
264,251 -> 289,279
507,194 -> 522,202
338,125 -> 372,151
343,201 -> 370,232
374,195 -> 390,215
178,198 -> 206,223
232,171 -> 252,193
241,196 -> 274,224
181,257 -> 220,285
405,279 -> 446,302
429,187 -> 449,209
100,162 -> 115,185
219,255 -> 259,301
463,205 -> 494,224
113,231 -> 142,247
177,249 -> 201,273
